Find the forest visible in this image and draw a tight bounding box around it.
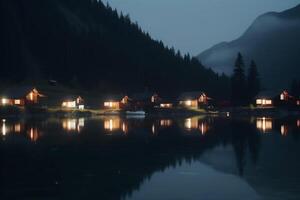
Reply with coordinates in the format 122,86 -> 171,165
0,0 -> 230,98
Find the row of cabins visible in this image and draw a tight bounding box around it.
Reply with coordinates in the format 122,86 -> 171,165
255,90 -> 300,107
0,87 -> 210,110
0,86 -> 299,110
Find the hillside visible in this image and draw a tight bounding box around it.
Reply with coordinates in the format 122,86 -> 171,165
0,0 -> 229,98
198,5 -> 300,90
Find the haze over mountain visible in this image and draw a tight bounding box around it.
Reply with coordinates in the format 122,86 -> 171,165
0,0 -> 229,98
198,4 -> 300,90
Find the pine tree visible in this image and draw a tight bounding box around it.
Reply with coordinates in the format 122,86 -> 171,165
247,60 -> 260,103
231,53 -> 247,106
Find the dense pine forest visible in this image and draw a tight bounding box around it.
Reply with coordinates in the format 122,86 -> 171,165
0,0 -> 230,98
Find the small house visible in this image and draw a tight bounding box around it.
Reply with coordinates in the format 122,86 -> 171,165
103,95 -> 130,110
0,86 -> 45,106
255,91 -> 275,107
178,91 -> 210,109
62,96 -> 85,110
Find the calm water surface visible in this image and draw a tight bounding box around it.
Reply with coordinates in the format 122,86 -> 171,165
1,115 -> 300,200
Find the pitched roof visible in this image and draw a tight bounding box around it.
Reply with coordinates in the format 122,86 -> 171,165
1,86 -> 43,99
178,91 -> 206,100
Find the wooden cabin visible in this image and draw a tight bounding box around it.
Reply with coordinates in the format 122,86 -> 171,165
62,96 -> 85,110
255,91 -> 275,107
178,91 -> 210,109
103,95 -> 130,110
0,86 -> 45,106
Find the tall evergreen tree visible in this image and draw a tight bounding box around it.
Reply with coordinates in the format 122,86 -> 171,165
247,60 -> 260,103
231,53 -> 247,106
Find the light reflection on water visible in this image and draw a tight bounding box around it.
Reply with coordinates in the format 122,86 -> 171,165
1,116 -> 300,200
1,116 -> 300,142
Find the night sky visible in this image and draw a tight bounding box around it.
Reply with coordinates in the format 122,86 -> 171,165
102,0 -> 300,55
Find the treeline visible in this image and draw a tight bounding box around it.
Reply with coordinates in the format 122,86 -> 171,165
290,79 -> 300,98
231,53 -> 260,106
0,0 -> 230,98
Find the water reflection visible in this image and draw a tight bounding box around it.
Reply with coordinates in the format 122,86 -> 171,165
103,117 -> 128,134
184,117 -> 210,135
1,116 -> 300,200
62,118 -> 85,132
256,117 -> 273,133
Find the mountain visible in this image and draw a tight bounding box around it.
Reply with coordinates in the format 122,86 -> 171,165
198,5 -> 300,90
0,0 -> 229,98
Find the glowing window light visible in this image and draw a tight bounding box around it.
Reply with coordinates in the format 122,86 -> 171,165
104,118 -> 120,132
256,99 -> 262,105
62,101 -> 76,108
14,124 -> 21,133
185,100 -> 192,106
280,94 -> 285,100
78,105 -> 84,110
160,104 -> 172,108
152,124 -> 156,134
281,125 -> 288,136
14,99 -> 21,105
2,98 -> 8,105
256,117 -> 273,133
297,120 -> 300,127
62,119 -> 77,131
160,120 -> 172,127
266,100 -> 272,105
2,119 -> 6,136
29,92 -> 34,101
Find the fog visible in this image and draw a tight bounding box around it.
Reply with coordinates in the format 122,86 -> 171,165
102,0 -> 300,55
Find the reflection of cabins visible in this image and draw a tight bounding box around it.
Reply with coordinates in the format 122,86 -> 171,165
280,125 -> 288,136
184,117 -> 209,134
178,91 -> 210,109
160,119 -> 173,127
0,86 -> 45,106
103,95 -> 130,110
62,96 -> 85,110
159,98 -> 175,109
103,118 -> 128,134
62,118 -> 85,132
256,117 -> 273,133
131,92 -> 160,110
255,91 -> 275,107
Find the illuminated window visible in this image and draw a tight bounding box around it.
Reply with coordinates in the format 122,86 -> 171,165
256,99 -> 262,105
266,100 -> 272,105
280,94 -> 285,100
185,100 -> 192,106
14,99 -> 21,105
2,98 -> 8,105
160,103 -> 172,108
62,101 -> 76,108
78,105 -> 84,110
29,92 -> 34,101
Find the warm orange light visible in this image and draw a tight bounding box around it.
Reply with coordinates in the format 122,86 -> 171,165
185,118 -> 199,130
14,123 -> 21,133
62,119 -> 77,131
104,118 -> 120,132
185,100 -> 192,106
281,125 -> 288,136
29,92 -> 33,101
62,101 -> 76,108
2,120 -> 6,136
256,117 -> 273,132
2,98 -> 8,105
160,119 -> 172,127
160,103 -> 172,108
297,120 -> 300,127
14,99 -> 21,105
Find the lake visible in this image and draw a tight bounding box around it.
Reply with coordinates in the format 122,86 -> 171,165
1,115 -> 300,200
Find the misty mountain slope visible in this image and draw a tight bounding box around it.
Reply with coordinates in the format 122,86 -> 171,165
198,5 -> 300,90
0,0 -> 229,97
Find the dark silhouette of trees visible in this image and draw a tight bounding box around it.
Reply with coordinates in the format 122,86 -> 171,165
0,0 -> 230,99
231,53 -> 247,106
290,79 -> 300,98
247,60 -> 260,103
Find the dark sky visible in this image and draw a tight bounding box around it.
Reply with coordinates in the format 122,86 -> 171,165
102,0 -> 300,55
